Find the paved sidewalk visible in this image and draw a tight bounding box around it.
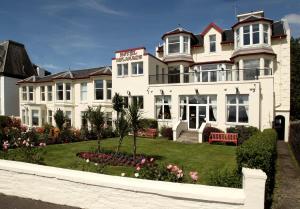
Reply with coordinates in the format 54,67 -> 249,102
272,141 -> 300,209
0,193 -> 80,209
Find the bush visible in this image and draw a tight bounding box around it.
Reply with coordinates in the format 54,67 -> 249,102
202,126 -> 223,142
102,127 -> 116,139
207,167 -> 242,188
139,119 -> 158,129
160,126 -> 173,140
236,128 -> 277,208
289,121 -> 300,165
227,126 -> 260,145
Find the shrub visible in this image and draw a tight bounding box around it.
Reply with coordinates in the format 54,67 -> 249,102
160,126 -> 173,140
139,118 -> 158,129
202,126 -> 223,142
207,167 -> 241,188
289,121 -> 300,165
227,125 -> 260,145
102,127 -> 115,139
236,128 -> 277,208
54,109 -> 65,130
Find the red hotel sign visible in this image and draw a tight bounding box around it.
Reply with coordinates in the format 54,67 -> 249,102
116,50 -> 143,62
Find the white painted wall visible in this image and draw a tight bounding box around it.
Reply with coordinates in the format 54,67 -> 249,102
0,160 -> 267,209
0,76 -> 20,116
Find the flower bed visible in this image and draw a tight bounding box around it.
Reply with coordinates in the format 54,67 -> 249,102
77,151 -> 152,167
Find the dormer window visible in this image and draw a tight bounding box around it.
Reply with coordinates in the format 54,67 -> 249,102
252,24 -> 260,44
209,35 -> 216,52
183,36 -> 189,53
243,25 -> 250,45
168,36 -> 180,54
263,24 -> 269,44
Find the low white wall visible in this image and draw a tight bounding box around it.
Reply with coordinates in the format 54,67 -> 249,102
172,121 -> 188,141
0,160 -> 266,209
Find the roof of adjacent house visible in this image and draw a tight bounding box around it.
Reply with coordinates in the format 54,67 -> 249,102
17,66 -> 112,84
0,40 -> 37,79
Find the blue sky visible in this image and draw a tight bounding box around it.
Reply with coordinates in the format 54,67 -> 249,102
0,0 -> 299,72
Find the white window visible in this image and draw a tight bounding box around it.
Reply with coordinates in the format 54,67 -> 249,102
243,59 -> 260,80
252,24 -> 260,44
81,111 -> 88,128
201,64 -> 218,82
28,86 -> 34,101
226,95 -> 249,123
65,83 -> 71,101
263,24 -> 269,44
32,110 -> 39,126
168,36 -> 180,54
117,63 -> 128,76
264,59 -> 271,75
132,96 -> 144,109
95,80 -> 103,100
40,86 -> 45,101
132,62 -> 143,75
209,34 -> 216,52
155,96 -> 171,120
107,80 -> 112,100
243,25 -> 250,45
48,110 -> 52,124
65,111 -> 72,127
56,83 -> 63,100
236,28 -> 240,47
22,109 -> 26,124
22,86 -> 27,101
47,86 -> 52,101
179,97 -> 187,120
80,82 -> 87,101
183,36 -> 189,53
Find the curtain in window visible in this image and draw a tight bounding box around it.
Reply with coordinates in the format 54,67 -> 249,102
227,106 -> 236,122
156,105 -> 163,119
164,105 -> 171,119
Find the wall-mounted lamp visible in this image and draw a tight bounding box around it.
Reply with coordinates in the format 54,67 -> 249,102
127,91 -> 131,96
195,88 -> 199,94
235,87 -> 240,94
160,89 -> 164,95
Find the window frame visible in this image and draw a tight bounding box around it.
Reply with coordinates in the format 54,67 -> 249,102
40,86 -> 45,101
155,95 -> 172,120
94,80 -> 104,100
131,62 -> 143,75
31,110 -> 39,126
47,85 -> 52,101
80,82 -> 88,102
56,83 -> 64,101
22,86 -> 27,101
28,86 -> 34,101
168,36 -> 180,54
106,80 -> 112,100
117,63 -> 128,77
209,34 -> 216,52
132,96 -> 144,109
48,110 -> 53,124
226,94 -> 249,124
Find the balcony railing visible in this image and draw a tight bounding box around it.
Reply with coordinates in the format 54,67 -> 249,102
149,68 -> 272,85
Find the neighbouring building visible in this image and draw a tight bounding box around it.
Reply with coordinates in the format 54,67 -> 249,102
0,40 -> 45,116
112,11 -> 291,141
17,67 -> 113,128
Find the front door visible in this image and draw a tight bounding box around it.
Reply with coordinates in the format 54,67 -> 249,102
189,106 -> 197,129
198,106 -> 206,128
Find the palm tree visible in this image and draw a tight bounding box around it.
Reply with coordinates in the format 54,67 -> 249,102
112,93 -> 124,121
127,103 -> 142,159
115,111 -> 129,154
86,106 -> 105,153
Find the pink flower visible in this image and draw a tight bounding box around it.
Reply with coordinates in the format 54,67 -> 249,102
167,164 -> 173,170
171,165 -> 179,173
39,142 -> 46,147
177,172 -> 183,178
136,166 -> 141,171
150,158 -> 154,162
141,158 -> 146,164
189,171 -> 199,182
3,141 -> 9,150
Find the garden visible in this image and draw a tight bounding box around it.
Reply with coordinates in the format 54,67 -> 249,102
0,93 -> 278,207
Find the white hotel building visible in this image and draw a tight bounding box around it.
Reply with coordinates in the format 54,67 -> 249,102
112,11 -> 290,142
18,11 -> 291,142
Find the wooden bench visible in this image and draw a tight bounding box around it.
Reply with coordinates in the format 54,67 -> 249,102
137,128 -> 158,138
209,132 -> 238,145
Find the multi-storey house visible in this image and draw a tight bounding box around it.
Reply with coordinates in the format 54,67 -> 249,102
112,11 -> 290,141
18,67 -> 113,128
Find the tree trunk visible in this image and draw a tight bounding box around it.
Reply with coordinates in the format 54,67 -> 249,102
116,136 -> 123,154
97,132 -> 101,153
133,132 -> 137,160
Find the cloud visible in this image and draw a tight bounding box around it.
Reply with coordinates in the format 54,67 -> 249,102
42,63 -> 61,70
78,0 -> 126,16
283,14 -> 300,25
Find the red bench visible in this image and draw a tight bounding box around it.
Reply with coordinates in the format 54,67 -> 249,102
137,128 -> 158,138
209,132 -> 238,145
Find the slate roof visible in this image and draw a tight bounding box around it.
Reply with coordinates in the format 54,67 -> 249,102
17,66 -> 112,84
0,40 -> 37,79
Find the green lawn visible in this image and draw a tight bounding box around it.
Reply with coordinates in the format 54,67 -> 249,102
4,137 -> 237,184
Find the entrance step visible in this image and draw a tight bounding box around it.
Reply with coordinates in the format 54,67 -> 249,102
177,131 -> 198,143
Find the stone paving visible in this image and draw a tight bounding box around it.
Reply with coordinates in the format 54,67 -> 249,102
272,141 -> 300,209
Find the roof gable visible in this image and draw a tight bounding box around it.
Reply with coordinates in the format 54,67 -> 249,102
201,23 -> 223,36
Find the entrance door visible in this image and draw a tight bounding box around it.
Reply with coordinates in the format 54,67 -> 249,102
198,106 -> 206,128
189,106 -> 197,129
274,115 -> 285,140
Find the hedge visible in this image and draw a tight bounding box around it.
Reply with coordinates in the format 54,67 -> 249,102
236,128 -> 277,208
227,125 -> 260,145
289,121 -> 300,166
139,118 -> 158,129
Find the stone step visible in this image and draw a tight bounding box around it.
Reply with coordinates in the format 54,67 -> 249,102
177,131 -> 198,144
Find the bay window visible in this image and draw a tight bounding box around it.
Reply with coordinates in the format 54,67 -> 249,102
132,62 -> 143,75
208,96 -> 217,121
226,95 -> 249,123
168,36 -> 180,54
107,80 -> 112,100
65,111 -> 72,127
65,83 -> 71,100
243,25 -> 250,45
80,82 -> 87,101
264,59 -> 271,75
243,59 -> 260,80
29,86 -> 34,101
47,86 -> 52,101
263,24 -> 269,44
40,86 -> 45,101
32,110 -> 39,126
168,66 -> 180,83
209,34 -> 216,52
202,64 -> 218,82
48,110 -> 52,124
155,96 -> 171,120
117,63 -> 128,76
183,36 -> 189,53
179,97 -> 187,120
56,83 -> 63,100
236,28 -> 240,47
21,109 -> 26,124
252,24 -> 260,44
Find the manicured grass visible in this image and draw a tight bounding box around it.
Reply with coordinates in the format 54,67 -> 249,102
4,137 -> 237,184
